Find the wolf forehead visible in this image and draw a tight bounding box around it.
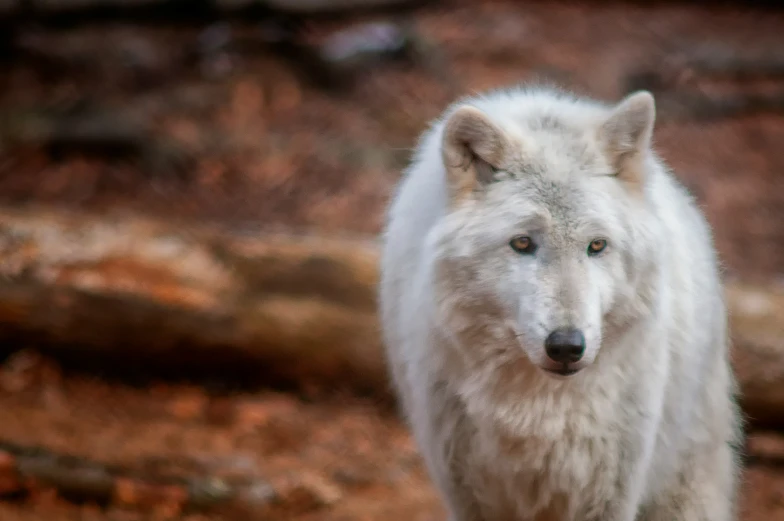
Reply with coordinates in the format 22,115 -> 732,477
458,179 -> 626,246
448,89 -> 622,177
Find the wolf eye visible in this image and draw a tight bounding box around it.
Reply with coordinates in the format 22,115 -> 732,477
510,235 -> 537,254
587,239 -> 608,256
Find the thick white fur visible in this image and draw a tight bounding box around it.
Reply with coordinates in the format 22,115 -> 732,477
379,86 -> 742,521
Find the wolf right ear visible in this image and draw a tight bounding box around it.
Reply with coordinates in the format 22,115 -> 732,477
441,105 -> 511,199
598,90 -> 656,186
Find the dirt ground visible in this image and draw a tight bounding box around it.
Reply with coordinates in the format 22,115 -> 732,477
0,1 -> 783,520
0,353 -> 783,521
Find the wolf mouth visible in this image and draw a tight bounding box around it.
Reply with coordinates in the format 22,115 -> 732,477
544,367 -> 580,377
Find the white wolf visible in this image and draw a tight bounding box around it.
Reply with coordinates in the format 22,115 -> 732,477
378,85 -> 742,521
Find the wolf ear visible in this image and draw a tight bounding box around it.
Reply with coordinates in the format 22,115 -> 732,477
442,105 -> 511,199
598,90 -> 655,184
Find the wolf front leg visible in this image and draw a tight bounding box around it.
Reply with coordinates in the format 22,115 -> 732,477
441,483 -> 485,521
417,383 -> 486,521
596,399 -> 665,521
596,449 -> 651,521
639,441 -> 740,521
424,434 -> 484,521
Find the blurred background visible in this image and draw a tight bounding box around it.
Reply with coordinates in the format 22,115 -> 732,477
0,0 -> 782,520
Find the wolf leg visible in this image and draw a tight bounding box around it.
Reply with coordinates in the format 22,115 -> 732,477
639,442 -> 739,521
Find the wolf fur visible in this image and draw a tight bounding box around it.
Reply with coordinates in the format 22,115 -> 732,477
378,86 -> 742,521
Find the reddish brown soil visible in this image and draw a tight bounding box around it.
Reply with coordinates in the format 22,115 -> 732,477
0,353 -> 440,521
0,352 -> 782,521
0,1 -> 783,520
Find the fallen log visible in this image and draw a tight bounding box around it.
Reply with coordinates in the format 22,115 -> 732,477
0,206 -> 781,426
0,206 -> 387,396
727,282 -> 784,429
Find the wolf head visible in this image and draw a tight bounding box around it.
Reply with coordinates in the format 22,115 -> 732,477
427,88 -> 663,379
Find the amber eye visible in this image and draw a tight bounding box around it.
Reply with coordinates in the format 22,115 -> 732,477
510,236 -> 537,254
587,239 -> 608,256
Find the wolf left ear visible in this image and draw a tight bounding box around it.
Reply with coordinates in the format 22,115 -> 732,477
598,90 -> 655,185
441,105 -> 511,200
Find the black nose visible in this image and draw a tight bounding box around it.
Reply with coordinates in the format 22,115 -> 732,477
544,328 -> 586,364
